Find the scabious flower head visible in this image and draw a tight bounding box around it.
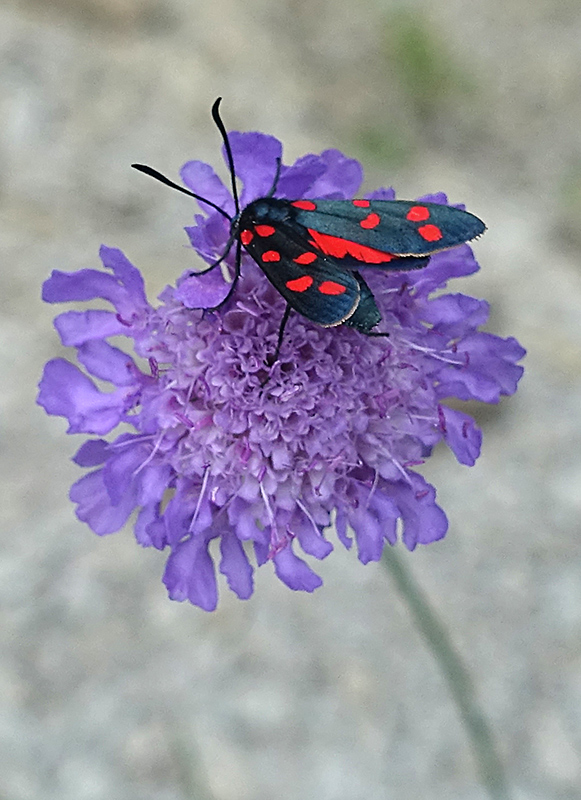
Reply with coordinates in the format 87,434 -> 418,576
38,131 -> 525,610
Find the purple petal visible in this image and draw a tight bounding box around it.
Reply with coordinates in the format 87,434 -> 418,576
227,132 -> 282,207
99,246 -> 148,307
190,493 -> 214,536
160,477 -> 214,543
163,535 -> 218,611
275,155 -> 327,198
254,539 -> 269,567
180,161 -> 235,217
417,192 -> 448,205
406,245 -> 480,295
434,367 -> 504,404
439,405 -> 482,466
137,463 -> 173,506
335,507 -> 353,549
37,359 -> 126,434
293,511 -> 333,559
370,490 -> 400,546
350,505 -> 383,563
423,294 -> 489,336
436,333 -> 525,403
228,498 -> 265,542
219,528 -> 254,599
184,213 -> 232,265
102,442 -> 144,506
306,149 -> 363,199
77,340 -> 140,386
43,269 -> 128,306
462,333 -> 526,397
162,484 -> 196,547
390,475 -> 448,550
54,310 -> 128,346
134,503 -> 161,547
73,439 -> 110,467
138,510 -> 168,550
175,268 -> 233,309
366,187 -> 396,201
349,486 -> 398,564
272,543 -> 323,592
70,469 -> 136,535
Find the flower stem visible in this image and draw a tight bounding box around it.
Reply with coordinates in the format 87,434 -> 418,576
168,721 -> 216,800
381,547 -> 511,800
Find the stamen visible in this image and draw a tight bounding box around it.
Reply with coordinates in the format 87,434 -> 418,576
398,338 -> 467,367
133,432 -> 165,476
189,467 -> 210,533
296,498 -> 322,537
193,414 -> 213,431
386,453 -> 413,485
268,528 -> 294,559
175,411 -> 194,428
260,481 -> 275,527
365,470 -> 379,508
437,404 -> 447,433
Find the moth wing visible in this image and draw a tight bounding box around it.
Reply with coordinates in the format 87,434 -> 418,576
292,199 -> 486,257
343,272 -> 382,333
241,220 -> 360,327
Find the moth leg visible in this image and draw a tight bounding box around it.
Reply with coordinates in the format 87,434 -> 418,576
202,238 -> 242,312
188,231 -> 236,277
267,304 -> 292,366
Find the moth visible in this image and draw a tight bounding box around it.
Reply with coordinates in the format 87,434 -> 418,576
133,99 -> 485,361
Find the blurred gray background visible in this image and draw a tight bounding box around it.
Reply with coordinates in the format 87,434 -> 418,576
2,0 -> 580,798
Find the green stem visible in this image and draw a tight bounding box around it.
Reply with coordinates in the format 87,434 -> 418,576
381,547 -> 511,800
167,719 -> 216,800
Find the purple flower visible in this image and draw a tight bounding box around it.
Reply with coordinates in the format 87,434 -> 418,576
38,132 -> 525,611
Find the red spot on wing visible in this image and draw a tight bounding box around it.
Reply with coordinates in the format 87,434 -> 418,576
255,224 -> 276,237
286,276 -> 313,292
406,205 -> 430,222
291,200 -> 317,210
262,250 -> 281,262
308,228 -> 395,263
294,252 -> 317,264
353,199 -> 370,208
318,281 -> 347,295
360,212 -> 380,229
418,224 -> 443,242
240,229 -> 253,245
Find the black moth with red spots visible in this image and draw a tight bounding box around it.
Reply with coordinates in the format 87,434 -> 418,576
133,99 -> 486,360
238,195 -> 484,333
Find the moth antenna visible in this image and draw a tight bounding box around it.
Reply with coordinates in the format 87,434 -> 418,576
202,237 -> 243,312
211,97 -> 240,216
131,163 -> 232,221
266,157 -> 282,198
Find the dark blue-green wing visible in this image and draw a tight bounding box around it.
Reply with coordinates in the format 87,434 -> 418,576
239,218 -> 360,327
290,198 -> 485,261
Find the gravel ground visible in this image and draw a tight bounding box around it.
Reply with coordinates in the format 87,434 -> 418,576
2,1 -> 581,799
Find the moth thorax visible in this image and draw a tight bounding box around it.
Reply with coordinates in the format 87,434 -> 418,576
249,199 -> 290,223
